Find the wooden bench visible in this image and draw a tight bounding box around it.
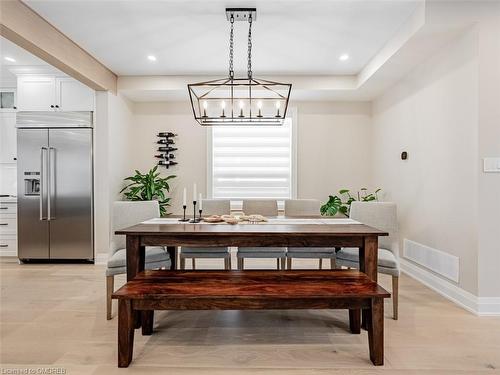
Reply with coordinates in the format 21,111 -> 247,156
112,270 -> 390,367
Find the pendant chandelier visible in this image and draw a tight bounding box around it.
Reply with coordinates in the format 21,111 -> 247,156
188,8 -> 292,126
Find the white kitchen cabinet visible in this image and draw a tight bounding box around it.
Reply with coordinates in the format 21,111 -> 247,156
0,200 -> 17,257
17,75 -> 94,112
17,76 -> 56,111
56,77 -> 94,111
0,89 -> 17,110
0,112 -> 17,163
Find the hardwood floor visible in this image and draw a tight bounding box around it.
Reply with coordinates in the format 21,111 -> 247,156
1,256 -> 500,374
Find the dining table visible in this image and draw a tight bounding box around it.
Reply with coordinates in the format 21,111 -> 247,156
116,217 -> 387,322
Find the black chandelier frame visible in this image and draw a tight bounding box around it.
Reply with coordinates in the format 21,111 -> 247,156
187,8 -> 292,126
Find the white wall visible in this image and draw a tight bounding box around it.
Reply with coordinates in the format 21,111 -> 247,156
94,91 -> 134,255
131,101 -> 208,215
296,102 -> 373,200
372,29 -> 479,294
477,5 -> 500,298
130,101 -> 373,215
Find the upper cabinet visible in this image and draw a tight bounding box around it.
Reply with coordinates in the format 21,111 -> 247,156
17,75 -> 94,112
0,89 -> 17,111
56,78 -> 95,111
17,76 -> 55,111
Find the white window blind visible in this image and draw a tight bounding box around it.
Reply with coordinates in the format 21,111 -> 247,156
211,118 -> 294,199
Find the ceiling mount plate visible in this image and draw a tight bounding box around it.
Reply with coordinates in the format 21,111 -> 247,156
225,8 -> 257,22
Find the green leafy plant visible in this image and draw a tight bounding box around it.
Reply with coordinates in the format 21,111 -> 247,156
321,188 -> 381,217
120,166 -> 176,217
320,195 -> 342,216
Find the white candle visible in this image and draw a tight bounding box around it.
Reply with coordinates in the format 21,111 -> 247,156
193,183 -> 197,202
199,193 -> 203,210
182,188 -> 187,207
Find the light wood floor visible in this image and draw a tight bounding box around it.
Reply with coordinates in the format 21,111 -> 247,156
1,256 -> 499,375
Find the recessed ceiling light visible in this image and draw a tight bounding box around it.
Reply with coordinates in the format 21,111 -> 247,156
147,55 -> 157,62
339,54 -> 349,61
4,56 -> 16,62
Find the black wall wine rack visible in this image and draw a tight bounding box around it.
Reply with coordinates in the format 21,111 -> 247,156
156,132 -> 178,169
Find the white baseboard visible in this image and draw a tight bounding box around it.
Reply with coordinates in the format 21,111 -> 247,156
400,258 -> 500,316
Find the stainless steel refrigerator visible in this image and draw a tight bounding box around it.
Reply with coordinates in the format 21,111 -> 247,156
17,112 -> 94,261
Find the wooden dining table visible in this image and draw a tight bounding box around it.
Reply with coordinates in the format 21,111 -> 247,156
113,217 -> 390,366
116,217 -> 387,324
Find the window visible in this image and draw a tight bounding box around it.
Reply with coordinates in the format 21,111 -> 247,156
209,116 -> 296,200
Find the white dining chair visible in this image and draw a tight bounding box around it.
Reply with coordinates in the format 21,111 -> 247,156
284,199 -> 336,269
335,201 -> 400,319
106,200 -> 171,320
180,199 -> 232,270
237,200 -> 287,270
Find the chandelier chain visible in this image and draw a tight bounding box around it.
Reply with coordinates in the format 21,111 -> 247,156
229,15 -> 234,79
247,15 -> 253,79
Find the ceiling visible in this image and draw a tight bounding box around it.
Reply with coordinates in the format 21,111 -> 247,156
0,36 -> 53,86
25,0 -> 420,76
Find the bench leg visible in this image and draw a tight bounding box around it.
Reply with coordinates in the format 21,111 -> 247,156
280,258 -> 286,270
348,309 -> 361,334
141,310 -> 154,336
286,258 -> 292,270
118,300 -> 134,368
367,298 -> 384,366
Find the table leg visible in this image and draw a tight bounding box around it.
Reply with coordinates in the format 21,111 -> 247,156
367,298 -> 384,365
126,235 -> 145,328
362,236 -> 378,282
141,310 -> 154,335
118,300 -> 134,367
359,235 -> 378,330
349,309 -> 361,334
167,246 -> 176,270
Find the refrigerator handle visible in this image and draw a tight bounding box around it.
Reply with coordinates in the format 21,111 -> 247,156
48,147 -> 56,221
40,147 -> 47,221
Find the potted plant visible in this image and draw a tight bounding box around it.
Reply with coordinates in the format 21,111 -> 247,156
321,188 -> 381,217
120,166 -> 176,217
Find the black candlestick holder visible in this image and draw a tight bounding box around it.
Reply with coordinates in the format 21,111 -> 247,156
198,209 -> 203,222
189,201 -> 200,223
179,205 -> 189,222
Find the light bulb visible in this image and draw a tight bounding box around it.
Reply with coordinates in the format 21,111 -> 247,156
220,100 -> 226,118
202,101 -> 208,118
275,101 -> 281,118
239,100 -> 245,118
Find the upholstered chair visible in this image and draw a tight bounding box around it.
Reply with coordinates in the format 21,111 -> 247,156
335,202 -> 400,319
284,199 -> 336,269
180,199 -> 232,270
237,200 -> 287,270
106,201 -> 171,320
